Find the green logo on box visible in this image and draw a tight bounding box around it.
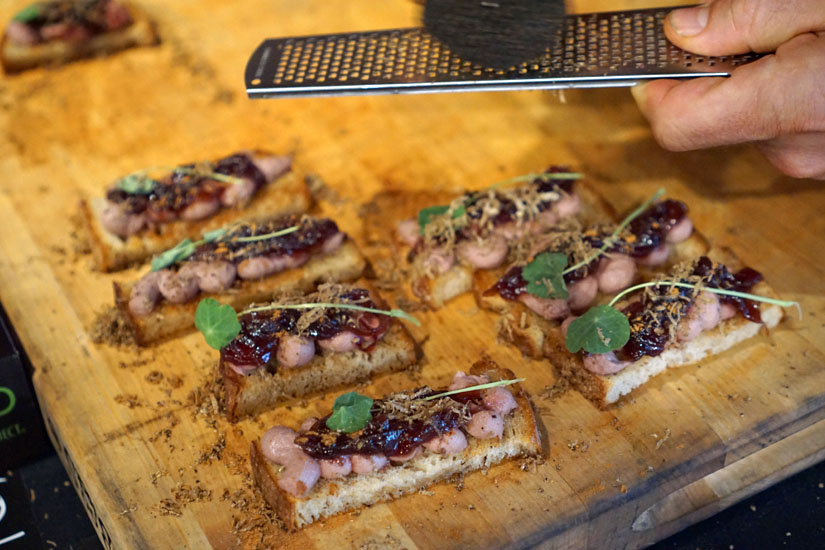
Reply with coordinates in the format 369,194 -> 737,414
0,387 -> 15,417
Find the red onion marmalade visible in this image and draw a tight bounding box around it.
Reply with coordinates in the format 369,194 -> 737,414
186,215 -> 339,264
488,200 -> 689,301
294,388 -> 481,459
617,256 -> 764,361
220,289 -> 390,369
106,153 -> 266,216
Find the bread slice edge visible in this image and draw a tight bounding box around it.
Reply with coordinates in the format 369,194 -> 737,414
83,170 -> 311,272
113,238 -> 365,345
2,4 -> 158,73
223,322 -> 418,422
251,363 -> 541,530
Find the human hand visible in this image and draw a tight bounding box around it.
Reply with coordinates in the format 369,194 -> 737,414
631,0 -> 825,179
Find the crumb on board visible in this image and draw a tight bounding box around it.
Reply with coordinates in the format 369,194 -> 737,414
114,394 -> 143,409
539,378 -> 570,400
150,471 -> 167,485
653,428 -> 672,450
196,434 -> 227,465
158,498 -> 182,517
173,482 -> 213,504
91,306 -> 135,346
188,375 -> 226,419
520,456 -> 545,472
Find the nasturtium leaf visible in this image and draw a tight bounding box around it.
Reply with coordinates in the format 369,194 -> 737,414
194,298 -> 241,350
116,173 -> 157,195
325,391 -> 373,433
13,4 -> 41,22
417,205 -> 449,234
151,239 -> 196,271
523,252 -> 569,299
202,227 -> 228,242
565,305 -> 631,354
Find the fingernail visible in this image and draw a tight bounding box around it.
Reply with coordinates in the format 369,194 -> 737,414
668,5 -> 710,37
630,82 -> 648,106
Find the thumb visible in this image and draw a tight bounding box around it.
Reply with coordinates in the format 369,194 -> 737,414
665,0 -> 825,55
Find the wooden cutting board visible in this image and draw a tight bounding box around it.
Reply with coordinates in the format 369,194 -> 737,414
1,1 -> 824,548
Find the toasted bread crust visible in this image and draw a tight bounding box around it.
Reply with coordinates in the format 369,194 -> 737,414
250,362 -> 541,530
83,168 -> 311,272
223,321 -> 418,422
404,180 -> 615,309
251,441 -> 297,530
2,4 -> 158,73
486,229 -> 711,361
544,247 -> 784,407
114,239 -> 366,345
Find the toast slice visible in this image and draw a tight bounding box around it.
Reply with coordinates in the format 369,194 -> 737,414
403,179 -> 615,309
2,2 -> 158,73
548,248 -> 784,407
250,361 -> 541,530
114,239 -> 366,345
224,321 -> 417,421
480,201 -> 711,359
82,157 -> 311,272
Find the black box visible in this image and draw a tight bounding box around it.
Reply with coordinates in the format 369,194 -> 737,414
0,471 -> 43,549
0,304 -> 49,470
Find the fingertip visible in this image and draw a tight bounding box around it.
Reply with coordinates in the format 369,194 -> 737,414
663,3 -> 735,57
630,82 -> 648,107
631,80 -> 679,118
667,5 -> 710,39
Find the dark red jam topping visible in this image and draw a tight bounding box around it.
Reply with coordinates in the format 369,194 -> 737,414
625,199 -> 688,257
488,266 -> 528,301
488,200 -> 689,301
617,256 -> 764,361
581,199 -> 688,258
18,0 -> 112,32
186,215 -> 339,264
294,388 -> 477,459
220,289 -> 390,368
106,153 -> 266,216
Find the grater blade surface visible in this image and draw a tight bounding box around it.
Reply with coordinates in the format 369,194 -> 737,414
245,7 -> 761,99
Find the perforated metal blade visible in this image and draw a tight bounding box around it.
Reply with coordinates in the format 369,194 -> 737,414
245,7 -> 761,99
423,0 -> 566,69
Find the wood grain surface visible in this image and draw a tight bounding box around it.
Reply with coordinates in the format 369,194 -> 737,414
1,1 -> 824,549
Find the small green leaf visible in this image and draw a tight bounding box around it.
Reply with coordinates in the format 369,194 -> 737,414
202,228 -> 228,242
523,252 -> 569,299
116,172 -> 157,195
195,298 -> 241,350
451,204 -> 466,219
388,308 -> 421,326
151,239 -> 196,271
13,4 -> 41,22
325,391 -> 373,433
417,205 -> 449,234
566,305 -> 631,354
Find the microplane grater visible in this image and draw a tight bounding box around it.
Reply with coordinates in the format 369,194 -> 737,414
245,7 -> 761,99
